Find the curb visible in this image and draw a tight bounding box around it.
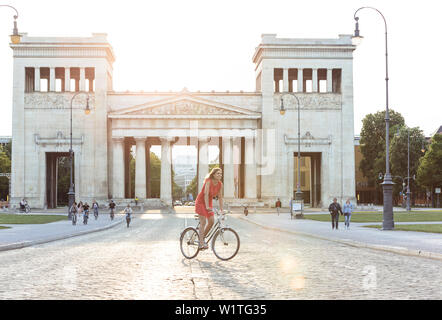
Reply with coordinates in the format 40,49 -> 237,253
236,215 -> 442,262
0,218 -> 124,252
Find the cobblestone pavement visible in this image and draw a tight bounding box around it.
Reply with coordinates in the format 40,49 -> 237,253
0,213 -> 441,299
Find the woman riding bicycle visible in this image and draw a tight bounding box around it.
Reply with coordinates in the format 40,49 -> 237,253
195,167 -> 223,250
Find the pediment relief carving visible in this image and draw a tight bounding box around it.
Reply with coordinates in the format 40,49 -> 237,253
126,99 -> 244,116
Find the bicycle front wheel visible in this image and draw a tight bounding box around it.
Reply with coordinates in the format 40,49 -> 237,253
212,228 -> 240,261
180,227 -> 200,259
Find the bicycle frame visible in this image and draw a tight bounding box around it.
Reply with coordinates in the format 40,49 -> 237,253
195,209 -> 226,243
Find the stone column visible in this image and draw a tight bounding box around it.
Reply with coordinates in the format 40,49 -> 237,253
65,68 -> 71,92
297,68 -> 303,93
244,135 -> 257,199
79,67 -> 85,91
135,137 -> 147,199
327,68 -> 333,93
112,137 -> 125,199
312,68 -> 318,92
49,67 -> 55,92
160,137 -> 173,206
34,67 -> 40,92
198,137 -> 210,193
222,136 -> 234,198
283,68 -> 289,93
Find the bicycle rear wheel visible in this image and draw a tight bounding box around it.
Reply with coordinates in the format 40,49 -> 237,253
180,227 -> 200,259
212,227 -> 240,261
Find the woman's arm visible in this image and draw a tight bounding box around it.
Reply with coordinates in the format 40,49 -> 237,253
218,183 -> 223,212
204,180 -> 211,211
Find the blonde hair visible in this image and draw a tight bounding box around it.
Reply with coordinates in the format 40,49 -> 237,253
205,167 -> 222,181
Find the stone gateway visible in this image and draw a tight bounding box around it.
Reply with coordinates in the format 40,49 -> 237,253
9,33 -> 356,209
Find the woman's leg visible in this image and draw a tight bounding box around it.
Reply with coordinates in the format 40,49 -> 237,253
198,215 -> 207,246
204,215 -> 214,239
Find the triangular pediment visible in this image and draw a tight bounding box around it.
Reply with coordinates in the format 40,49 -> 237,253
111,94 -> 260,118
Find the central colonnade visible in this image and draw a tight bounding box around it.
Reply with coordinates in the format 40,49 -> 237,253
111,131 -> 258,206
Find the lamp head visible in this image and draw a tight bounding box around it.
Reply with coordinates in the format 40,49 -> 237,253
85,97 -> 91,115
280,97 -> 286,115
352,17 -> 363,46
10,18 -> 21,44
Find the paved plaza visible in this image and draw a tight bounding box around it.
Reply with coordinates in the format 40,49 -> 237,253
0,208 -> 441,299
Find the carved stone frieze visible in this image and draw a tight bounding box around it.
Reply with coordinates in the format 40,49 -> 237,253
24,93 -> 95,109
274,93 -> 341,110
34,132 -> 84,146
127,99 -> 242,115
284,133 -> 331,146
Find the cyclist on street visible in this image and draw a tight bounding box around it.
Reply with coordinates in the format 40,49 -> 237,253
109,200 -> 116,220
195,167 -> 224,250
124,204 -> 132,228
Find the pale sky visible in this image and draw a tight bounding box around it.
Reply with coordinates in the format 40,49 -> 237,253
0,0 -> 441,138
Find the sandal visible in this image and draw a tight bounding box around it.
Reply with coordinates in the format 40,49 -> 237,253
198,242 -> 209,250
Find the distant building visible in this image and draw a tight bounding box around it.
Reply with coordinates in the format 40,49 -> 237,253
0,136 -> 11,148
10,32 -> 357,209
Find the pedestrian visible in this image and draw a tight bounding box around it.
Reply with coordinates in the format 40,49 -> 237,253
77,201 -> 83,217
328,197 -> 343,230
83,202 -> 90,225
124,204 -> 132,228
343,199 -> 353,230
275,198 -> 282,216
70,201 -> 78,225
195,167 -> 224,250
244,205 -> 248,216
109,199 -> 116,221
135,196 -> 138,206
92,200 -> 99,220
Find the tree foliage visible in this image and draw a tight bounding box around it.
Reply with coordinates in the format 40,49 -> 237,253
390,127 -> 427,195
416,134 -> 442,191
130,151 -> 183,199
359,110 -> 405,192
0,142 -> 11,200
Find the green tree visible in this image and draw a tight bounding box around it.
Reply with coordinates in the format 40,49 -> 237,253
0,144 -> 11,200
56,156 -> 70,206
149,152 -> 161,198
129,151 -> 182,199
416,134 -> 442,205
359,110 -> 405,200
390,127 -> 427,200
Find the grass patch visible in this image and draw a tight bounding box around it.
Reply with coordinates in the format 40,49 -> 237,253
0,226 -> 11,229
304,211 -> 442,223
364,224 -> 442,234
0,214 -> 67,224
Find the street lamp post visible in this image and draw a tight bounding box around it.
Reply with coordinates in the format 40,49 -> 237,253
352,7 -> 394,230
406,128 -> 411,211
68,92 -> 91,214
0,5 -> 21,44
280,93 -> 303,217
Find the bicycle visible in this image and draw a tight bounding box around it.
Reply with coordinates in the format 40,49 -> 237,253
19,203 -> 31,213
180,208 -> 240,261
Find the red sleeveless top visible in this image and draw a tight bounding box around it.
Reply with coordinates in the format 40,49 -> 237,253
195,179 -> 222,217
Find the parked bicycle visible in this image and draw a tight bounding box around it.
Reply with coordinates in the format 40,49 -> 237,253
180,208 -> 240,261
